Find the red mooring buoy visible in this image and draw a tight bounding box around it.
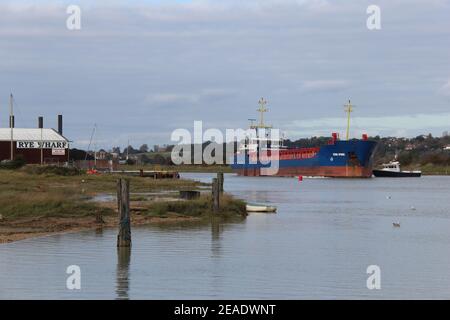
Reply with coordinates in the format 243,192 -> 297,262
298,175 -> 303,182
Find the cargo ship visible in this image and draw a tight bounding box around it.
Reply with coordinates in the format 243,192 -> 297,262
230,98 -> 377,178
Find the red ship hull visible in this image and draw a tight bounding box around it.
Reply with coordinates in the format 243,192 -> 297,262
233,165 -> 373,178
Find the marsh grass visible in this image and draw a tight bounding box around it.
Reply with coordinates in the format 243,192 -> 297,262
418,164 -> 450,175
22,165 -> 81,176
0,167 -> 201,219
0,166 -> 244,221
145,194 -> 246,218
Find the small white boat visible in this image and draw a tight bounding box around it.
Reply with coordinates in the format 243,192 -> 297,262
373,161 -> 421,177
246,203 -> 277,213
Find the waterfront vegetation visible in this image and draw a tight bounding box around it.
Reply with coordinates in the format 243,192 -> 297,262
370,135 -> 450,168
146,193 -> 245,218
0,166 -> 201,219
0,165 -> 246,243
414,164 -> 450,175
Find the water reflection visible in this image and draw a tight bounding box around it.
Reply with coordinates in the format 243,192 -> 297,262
95,227 -> 104,237
211,218 -> 223,258
116,247 -> 131,300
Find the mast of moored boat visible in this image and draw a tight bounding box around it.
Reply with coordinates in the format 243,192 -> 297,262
9,93 -> 14,160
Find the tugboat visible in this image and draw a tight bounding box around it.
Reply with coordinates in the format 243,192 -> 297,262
372,160 -> 421,177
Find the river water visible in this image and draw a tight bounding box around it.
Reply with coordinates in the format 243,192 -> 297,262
1,174 -> 450,299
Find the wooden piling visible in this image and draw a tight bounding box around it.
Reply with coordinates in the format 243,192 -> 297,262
179,190 -> 201,200
217,172 -> 224,193
212,178 -> 220,213
117,178 -> 131,247
95,210 -> 105,224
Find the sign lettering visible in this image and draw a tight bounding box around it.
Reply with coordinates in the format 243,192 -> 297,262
16,141 -> 68,149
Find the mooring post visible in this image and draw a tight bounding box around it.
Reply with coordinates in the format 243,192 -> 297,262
212,178 -> 220,213
95,210 -> 104,224
117,179 -> 122,213
117,178 -> 131,247
217,172 -> 224,193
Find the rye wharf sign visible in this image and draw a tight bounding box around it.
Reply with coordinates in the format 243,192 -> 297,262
16,141 -> 68,149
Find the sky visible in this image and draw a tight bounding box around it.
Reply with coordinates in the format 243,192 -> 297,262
1,0 -> 450,149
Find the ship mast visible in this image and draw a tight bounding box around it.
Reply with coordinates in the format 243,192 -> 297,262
252,98 -> 272,129
344,99 -> 354,140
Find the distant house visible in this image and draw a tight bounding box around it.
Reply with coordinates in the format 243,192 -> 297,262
96,149 -> 108,160
444,145 -> 450,151
153,144 -> 169,153
405,144 -> 414,151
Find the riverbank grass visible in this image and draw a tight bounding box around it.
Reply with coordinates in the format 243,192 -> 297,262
0,168 -> 203,219
0,166 -> 245,243
146,193 -> 246,218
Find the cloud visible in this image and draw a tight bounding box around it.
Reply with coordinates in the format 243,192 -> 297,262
285,112 -> 450,138
438,80 -> 450,96
145,93 -> 197,105
144,88 -> 236,107
300,80 -> 350,92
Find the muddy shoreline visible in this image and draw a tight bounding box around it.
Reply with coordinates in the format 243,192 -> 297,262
0,212 -> 201,244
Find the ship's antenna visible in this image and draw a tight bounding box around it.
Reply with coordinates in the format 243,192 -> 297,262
344,99 -> 354,140
256,97 -> 272,128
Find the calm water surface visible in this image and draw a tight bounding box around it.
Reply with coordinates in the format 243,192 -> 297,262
1,174 -> 450,299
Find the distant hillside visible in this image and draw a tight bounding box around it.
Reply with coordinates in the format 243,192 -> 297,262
371,135 -> 450,167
